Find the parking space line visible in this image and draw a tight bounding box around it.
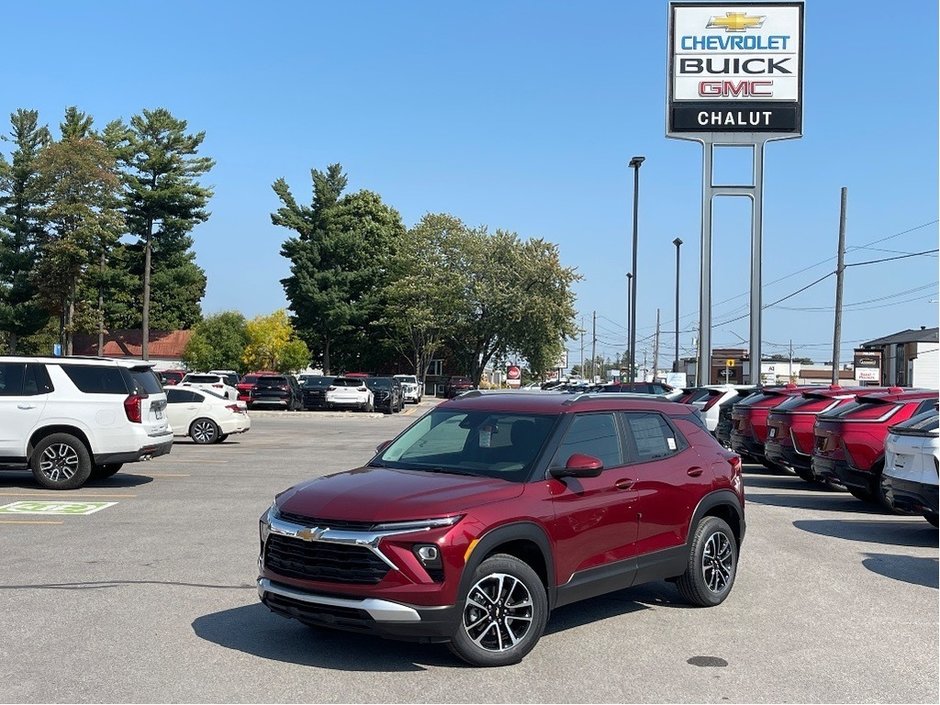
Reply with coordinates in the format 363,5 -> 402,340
0,520 -> 63,525
145,473 -> 190,477
0,492 -> 136,498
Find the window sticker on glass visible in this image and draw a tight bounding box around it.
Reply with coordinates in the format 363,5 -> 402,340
479,425 -> 494,448
666,437 -> 677,451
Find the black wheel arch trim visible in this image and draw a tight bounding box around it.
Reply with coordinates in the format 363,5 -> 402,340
458,521 -> 558,609
689,489 -> 746,547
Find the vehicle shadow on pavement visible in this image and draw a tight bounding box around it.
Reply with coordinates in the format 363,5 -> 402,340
793,519 -> 939,548
0,471 -> 154,490
747,492 -> 890,515
546,582 -> 687,635
742,475 -> 834,492
192,603 -> 457,671
861,553 -> 939,589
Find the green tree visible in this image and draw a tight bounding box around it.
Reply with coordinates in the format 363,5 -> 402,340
379,213 -> 473,384
181,311 -> 249,372
242,309 -> 310,373
33,108 -> 124,354
0,109 -> 52,352
106,109 -> 214,357
273,164 -> 404,374
449,229 -> 580,385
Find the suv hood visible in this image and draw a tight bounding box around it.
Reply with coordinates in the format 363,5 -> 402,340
277,466 -> 524,523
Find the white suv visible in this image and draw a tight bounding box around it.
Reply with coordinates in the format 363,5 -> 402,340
393,374 -> 422,404
180,372 -> 238,401
0,357 -> 173,490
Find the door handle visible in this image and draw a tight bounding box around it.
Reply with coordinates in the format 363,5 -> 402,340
615,478 -> 635,490
17,403 -> 36,410
687,466 -> 704,477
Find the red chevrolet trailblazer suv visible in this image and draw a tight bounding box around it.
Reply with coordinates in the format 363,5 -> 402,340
812,389 -> 936,506
764,386 -> 890,483
730,384 -> 816,467
258,391 -> 745,666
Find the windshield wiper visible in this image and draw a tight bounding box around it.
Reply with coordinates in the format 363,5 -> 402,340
416,466 -> 476,476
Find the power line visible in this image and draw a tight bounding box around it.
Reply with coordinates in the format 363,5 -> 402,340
844,248 -> 939,268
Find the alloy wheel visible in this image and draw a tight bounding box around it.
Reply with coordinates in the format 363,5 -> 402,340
192,420 -> 217,443
462,572 -> 534,652
39,443 -> 79,482
701,531 -> 734,593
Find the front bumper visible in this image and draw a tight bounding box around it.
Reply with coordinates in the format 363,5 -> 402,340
257,578 -> 458,642
882,475 -> 940,516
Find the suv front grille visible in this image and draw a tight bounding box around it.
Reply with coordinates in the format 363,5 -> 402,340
277,511 -> 377,531
264,534 -> 390,584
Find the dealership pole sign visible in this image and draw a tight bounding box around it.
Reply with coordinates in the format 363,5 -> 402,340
666,1 -> 804,385
668,2 -> 804,135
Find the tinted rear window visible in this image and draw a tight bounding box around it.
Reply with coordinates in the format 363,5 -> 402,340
366,379 -> 392,389
61,365 -> 129,394
130,368 -> 163,395
303,376 -> 333,388
185,375 -> 222,384
257,376 -> 288,386
332,378 -> 363,387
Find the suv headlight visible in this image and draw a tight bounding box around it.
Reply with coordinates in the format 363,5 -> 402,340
259,502 -> 279,542
372,516 -> 463,532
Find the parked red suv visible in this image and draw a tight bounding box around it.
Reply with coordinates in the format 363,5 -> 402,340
730,385 -> 815,466
258,391 -> 745,666
812,389 -> 936,506
765,386 -> 888,483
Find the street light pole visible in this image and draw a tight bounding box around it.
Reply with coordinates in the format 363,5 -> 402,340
628,156 -> 645,383
673,237 -> 682,373
626,272 -> 632,381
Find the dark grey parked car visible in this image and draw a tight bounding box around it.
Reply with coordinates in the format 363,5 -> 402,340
364,377 -> 404,414
249,375 -> 302,410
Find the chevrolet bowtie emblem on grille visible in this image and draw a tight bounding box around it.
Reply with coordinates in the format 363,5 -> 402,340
706,12 -> 765,32
295,526 -> 327,541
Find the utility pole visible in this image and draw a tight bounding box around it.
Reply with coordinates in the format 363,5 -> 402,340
626,272 -> 633,380
789,339 -> 793,382
580,317 -> 585,378
831,187 -> 848,386
653,308 -> 661,383
591,311 -> 597,383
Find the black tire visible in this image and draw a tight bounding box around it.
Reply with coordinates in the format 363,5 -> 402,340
847,485 -> 876,503
90,463 -> 123,480
383,405 -> 393,415
676,516 -> 738,607
447,554 -> 548,667
30,433 -> 93,490
793,466 -> 815,483
762,459 -> 791,474
218,434 -> 230,443
190,418 -> 220,444
925,513 -> 939,528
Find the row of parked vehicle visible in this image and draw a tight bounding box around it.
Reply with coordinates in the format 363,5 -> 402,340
692,383 -> 939,527
159,369 -> 424,414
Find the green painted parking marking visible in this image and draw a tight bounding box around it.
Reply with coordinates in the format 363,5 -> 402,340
0,500 -> 117,516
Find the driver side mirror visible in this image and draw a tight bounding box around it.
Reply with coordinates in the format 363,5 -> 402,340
375,440 -> 392,453
550,453 -> 603,479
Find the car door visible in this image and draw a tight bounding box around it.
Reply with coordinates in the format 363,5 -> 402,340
619,411 -> 707,557
0,362 -> 52,459
542,412 -> 639,588
166,388 -> 202,436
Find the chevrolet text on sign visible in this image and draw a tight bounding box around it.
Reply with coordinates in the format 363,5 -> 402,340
668,2 -> 804,134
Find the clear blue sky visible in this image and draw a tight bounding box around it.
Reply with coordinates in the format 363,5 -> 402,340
2,0 -> 937,367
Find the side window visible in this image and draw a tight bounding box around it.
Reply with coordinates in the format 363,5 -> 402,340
167,389 -> 186,403
60,365 -> 129,395
23,364 -> 54,395
0,363 -> 26,396
916,399 -> 938,415
550,413 -> 622,470
622,413 -> 685,462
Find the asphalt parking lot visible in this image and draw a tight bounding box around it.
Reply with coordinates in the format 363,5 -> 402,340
0,406 -> 936,704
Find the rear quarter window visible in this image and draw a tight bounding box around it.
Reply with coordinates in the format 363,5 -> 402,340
129,368 -> 163,395
61,365 -> 129,395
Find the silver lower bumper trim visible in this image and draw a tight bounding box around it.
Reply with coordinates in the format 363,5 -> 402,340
257,578 -> 421,622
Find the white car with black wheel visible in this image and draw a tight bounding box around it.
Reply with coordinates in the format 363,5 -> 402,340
165,387 -> 251,444
0,356 -> 173,490
325,377 -> 374,411
393,375 -> 422,404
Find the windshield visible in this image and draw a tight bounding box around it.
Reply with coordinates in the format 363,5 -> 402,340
376,409 -> 558,483
396,376 -> 417,384
365,378 -> 392,389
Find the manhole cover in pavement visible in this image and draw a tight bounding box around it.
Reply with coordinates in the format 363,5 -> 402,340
687,656 -> 728,667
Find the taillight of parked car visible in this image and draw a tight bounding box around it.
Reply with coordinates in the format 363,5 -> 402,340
703,393 -> 723,411
226,404 -> 245,415
328,386 -> 337,391
123,394 -> 144,423
358,386 -> 367,392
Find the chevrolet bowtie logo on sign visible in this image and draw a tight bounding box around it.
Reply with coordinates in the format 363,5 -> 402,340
295,526 -> 327,541
706,12 -> 765,32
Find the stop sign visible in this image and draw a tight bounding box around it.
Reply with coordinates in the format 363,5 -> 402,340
507,365 -> 521,380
